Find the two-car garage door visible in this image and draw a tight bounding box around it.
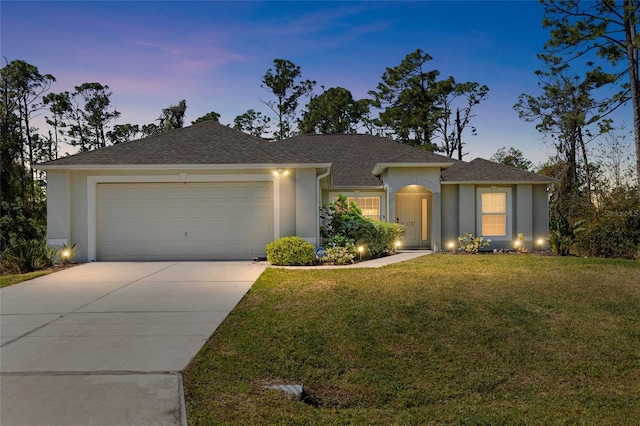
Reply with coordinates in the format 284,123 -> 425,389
97,182 -> 273,260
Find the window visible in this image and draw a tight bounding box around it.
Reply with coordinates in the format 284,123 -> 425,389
477,188 -> 511,239
481,193 -> 506,236
334,195 -> 381,220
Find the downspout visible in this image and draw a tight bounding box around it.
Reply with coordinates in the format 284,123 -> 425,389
316,167 -> 331,247
382,170 -> 390,223
384,183 -> 390,222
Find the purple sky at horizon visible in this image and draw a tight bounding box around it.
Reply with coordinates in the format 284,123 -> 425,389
3,1 -> 633,165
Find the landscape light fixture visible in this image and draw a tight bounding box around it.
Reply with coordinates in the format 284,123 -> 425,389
448,242 -> 455,252
358,245 -> 364,261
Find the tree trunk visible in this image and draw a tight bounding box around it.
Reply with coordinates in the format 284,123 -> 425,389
624,0 -> 640,190
456,108 -> 463,160
577,128 -> 591,202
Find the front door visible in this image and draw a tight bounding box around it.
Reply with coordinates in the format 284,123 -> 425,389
396,193 -> 426,247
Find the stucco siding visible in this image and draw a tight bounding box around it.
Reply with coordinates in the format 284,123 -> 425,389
70,171 -> 90,262
441,184 -> 459,249
46,170 -> 71,248
279,170 -> 296,238
458,184 -> 476,236
532,184 -> 550,249
295,168 -> 317,244
516,185 -> 533,249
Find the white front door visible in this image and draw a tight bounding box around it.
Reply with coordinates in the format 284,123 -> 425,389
396,193 -> 428,248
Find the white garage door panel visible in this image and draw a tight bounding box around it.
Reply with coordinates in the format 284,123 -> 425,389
97,182 -> 273,260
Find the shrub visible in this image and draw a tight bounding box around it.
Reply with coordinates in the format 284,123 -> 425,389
320,195 -> 406,260
320,195 -> 366,240
549,217 -> 586,256
322,245 -> 355,265
577,220 -> 639,259
457,233 -> 491,253
266,236 -> 316,266
4,237 -> 57,273
575,186 -> 640,259
359,221 -> 406,257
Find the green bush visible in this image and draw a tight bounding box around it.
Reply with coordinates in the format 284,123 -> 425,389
322,245 -> 355,265
320,195 -> 366,240
4,237 -> 58,273
549,217 -> 586,256
457,233 -> 491,254
320,195 -> 406,259
266,236 -> 316,266
575,186 -> 640,259
359,221 -> 406,257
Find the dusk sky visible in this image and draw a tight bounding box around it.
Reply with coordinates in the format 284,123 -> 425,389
3,1 -> 629,165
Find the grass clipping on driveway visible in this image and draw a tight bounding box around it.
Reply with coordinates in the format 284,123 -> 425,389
183,255 -> 640,425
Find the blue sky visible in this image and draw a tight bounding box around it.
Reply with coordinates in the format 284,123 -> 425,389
3,0 -> 618,164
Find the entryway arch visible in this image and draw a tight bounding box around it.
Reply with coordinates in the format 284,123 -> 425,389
395,185 -> 432,248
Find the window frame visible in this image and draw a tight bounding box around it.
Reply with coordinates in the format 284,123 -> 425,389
476,187 -> 512,240
330,192 -> 383,221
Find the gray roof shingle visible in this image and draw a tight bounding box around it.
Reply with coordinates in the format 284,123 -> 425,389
39,121 -> 317,166
276,133 -> 455,186
441,158 -> 555,183
37,121 -> 552,186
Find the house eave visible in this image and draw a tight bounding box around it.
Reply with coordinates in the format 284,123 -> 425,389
441,180 -> 556,185
330,185 -> 386,190
34,162 -> 333,171
372,162 -> 455,175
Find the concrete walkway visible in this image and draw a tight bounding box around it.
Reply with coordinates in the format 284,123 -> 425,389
273,249 -> 433,269
0,261 -> 266,426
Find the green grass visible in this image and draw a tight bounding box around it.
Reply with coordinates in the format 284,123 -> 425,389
0,270 -> 52,288
183,255 -> 640,425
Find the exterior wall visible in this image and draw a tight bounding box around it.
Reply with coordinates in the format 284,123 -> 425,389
532,184 -> 550,250
295,168 -> 318,244
440,184 -> 459,250
385,167 -> 442,250
48,167 -> 313,262
516,184 -> 533,249
279,170 -> 296,238
46,170 -> 71,249
458,184 -> 476,236
443,182 -> 551,252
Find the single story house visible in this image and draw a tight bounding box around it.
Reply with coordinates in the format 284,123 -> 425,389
36,121 -> 555,262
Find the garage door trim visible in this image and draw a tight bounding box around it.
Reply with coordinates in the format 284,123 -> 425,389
87,174 -> 279,261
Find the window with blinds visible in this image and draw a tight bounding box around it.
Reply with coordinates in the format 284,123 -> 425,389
481,192 -> 507,236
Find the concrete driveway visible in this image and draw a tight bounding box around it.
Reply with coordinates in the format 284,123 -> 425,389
0,261 -> 266,426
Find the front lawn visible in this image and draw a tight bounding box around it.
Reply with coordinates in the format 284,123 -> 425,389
183,255 -> 640,425
0,270 -> 52,288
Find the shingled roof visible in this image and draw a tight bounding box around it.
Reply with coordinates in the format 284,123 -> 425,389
276,133 -> 455,186
37,121 -> 456,187
441,158 -> 555,183
38,121 -> 318,166
37,121 -> 552,187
